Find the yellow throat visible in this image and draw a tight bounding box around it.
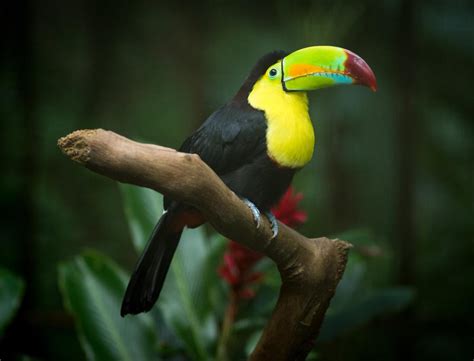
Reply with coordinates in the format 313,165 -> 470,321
248,74 -> 315,168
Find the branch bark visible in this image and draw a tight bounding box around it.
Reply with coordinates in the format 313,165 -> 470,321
58,128 -> 351,361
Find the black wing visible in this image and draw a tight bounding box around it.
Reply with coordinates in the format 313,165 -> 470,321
179,103 -> 267,175
163,103 -> 267,210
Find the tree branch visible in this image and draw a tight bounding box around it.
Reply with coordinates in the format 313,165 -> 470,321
58,128 -> 351,361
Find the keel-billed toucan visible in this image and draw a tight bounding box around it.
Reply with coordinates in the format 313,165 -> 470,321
121,46 -> 376,316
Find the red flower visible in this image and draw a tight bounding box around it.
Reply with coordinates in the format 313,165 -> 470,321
218,187 -> 307,300
271,187 -> 307,228
218,241 -> 263,299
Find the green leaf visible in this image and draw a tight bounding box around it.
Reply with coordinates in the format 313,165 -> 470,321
58,250 -> 160,361
319,287 -> 415,342
0,268 -> 25,336
328,256 -> 367,311
244,330 -> 262,357
119,183 -> 163,253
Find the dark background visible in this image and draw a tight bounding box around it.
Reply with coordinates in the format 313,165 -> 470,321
1,0 -> 473,360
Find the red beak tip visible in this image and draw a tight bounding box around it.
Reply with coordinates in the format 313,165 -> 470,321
344,49 -> 377,93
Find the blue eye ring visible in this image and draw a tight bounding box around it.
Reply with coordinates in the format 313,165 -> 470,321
269,68 -> 278,77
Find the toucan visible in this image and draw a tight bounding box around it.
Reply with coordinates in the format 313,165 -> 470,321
121,46 -> 376,316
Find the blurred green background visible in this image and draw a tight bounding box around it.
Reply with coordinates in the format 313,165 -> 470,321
1,0 -> 473,360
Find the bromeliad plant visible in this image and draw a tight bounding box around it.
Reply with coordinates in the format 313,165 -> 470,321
58,184 -> 414,360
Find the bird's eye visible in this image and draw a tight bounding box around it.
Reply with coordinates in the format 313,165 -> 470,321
269,68 -> 278,78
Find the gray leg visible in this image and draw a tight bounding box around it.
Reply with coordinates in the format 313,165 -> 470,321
242,198 -> 262,229
265,211 -> 279,239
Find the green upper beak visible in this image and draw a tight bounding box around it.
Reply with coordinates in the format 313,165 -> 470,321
282,46 -> 377,92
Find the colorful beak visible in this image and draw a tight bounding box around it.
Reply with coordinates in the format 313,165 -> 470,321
282,46 -> 377,92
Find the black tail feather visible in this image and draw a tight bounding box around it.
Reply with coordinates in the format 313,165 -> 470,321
121,211 -> 182,316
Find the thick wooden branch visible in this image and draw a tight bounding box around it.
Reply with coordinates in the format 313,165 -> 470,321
58,129 -> 351,361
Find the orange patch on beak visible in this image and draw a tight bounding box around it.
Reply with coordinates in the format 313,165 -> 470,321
287,63 -> 328,78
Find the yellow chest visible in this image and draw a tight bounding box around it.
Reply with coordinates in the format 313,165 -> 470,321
248,78 -> 315,168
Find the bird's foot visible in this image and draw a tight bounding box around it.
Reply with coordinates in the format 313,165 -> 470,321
242,198 -> 262,229
241,199 -> 279,238
265,211 -> 279,239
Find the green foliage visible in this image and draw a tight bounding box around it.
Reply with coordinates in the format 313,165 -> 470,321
58,251 -> 160,361
0,268 -> 24,336
320,286 -> 414,342
318,229 -> 414,342
59,183 -> 417,360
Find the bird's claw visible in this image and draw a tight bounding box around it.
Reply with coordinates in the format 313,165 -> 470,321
265,211 -> 279,239
242,199 -> 279,238
242,198 -> 262,229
